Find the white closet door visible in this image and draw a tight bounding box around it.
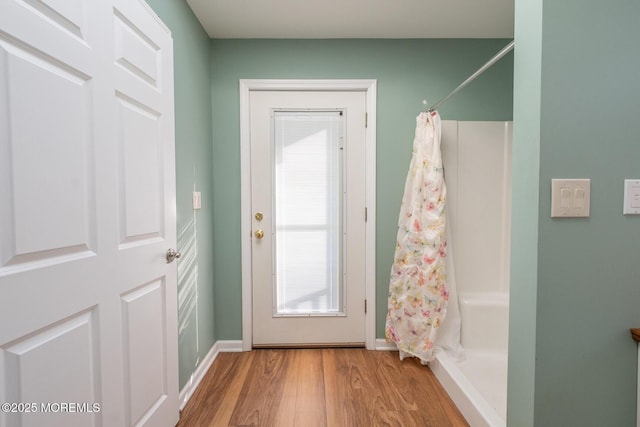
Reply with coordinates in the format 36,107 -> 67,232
0,1 -> 178,426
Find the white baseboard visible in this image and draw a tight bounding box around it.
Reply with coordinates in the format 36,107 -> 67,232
376,338 -> 397,351
179,344 -> 217,411
178,340 -> 244,411
215,340 -> 244,352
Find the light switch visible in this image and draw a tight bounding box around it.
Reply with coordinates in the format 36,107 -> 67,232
631,190 -> 640,208
551,179 -> 590,218
574,188 -> 585,208
560,188 -> 572,208
623,180 -> 640,214
193,191 -> 202,210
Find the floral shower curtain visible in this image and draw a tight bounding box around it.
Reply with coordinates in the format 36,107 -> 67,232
385,110 -> 450,363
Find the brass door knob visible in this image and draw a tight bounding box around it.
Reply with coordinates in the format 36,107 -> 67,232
255,229 -> 265,239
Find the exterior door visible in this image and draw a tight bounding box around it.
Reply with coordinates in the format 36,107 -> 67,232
0,1 -> 179,426
250,91 -> 367,347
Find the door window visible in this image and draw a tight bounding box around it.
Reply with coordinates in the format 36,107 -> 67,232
273,111 -> 345,316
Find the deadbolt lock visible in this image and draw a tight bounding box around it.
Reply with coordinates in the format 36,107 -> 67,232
255,212 -> 264,221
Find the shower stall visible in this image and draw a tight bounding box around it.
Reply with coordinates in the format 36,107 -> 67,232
431,120 -> 512,427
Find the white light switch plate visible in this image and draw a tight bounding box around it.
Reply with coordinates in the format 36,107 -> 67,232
192,191 -> 201,210
623,179 -> 640,215
551,179 -> 590,218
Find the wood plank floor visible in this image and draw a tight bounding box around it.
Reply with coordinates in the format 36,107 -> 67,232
177,349 -> 469,427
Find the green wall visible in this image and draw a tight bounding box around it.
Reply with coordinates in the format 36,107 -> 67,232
507,0 -> 542,424
145,0 -> 216,390
510,0 -> 640,425
536,1 -> 640,424
210,39 -> 514,339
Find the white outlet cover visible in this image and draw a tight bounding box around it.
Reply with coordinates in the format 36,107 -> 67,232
193,191 -> 202,210
551,179 -> 590,218
623,179 -> 640,215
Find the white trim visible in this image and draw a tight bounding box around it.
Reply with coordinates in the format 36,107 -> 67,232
178,340 -> 243,411
364,81 -> 377,350
239,79 -> 377,92
376,338 -> 397,351
215,339 -> 244,352
239,79 -> 377,351
239,80 -> 253,352
178,343 -> 218,411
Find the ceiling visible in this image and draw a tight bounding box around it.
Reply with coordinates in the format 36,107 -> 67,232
186,0 -> 514,39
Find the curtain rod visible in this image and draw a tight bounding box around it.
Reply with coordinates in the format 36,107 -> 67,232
428,40 -> 515,112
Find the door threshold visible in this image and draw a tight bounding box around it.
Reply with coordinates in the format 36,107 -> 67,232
252,342 -> 365,349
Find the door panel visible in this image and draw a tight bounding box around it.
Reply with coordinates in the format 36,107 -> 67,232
121,280 -> 167,426
250,91 -> 366,347
0,1 -> 178,426
3,310 -> 99,427
113,10 -> 160,87
8,54 -> 92,256
0,6 -> 96,270
116,94 -> 163,243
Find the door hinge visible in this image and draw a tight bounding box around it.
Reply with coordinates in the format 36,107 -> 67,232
364,299 -> 367,314
365,207 -> 368,222
365,112 -> 368,128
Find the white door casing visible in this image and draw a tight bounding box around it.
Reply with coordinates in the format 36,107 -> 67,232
0,1 -> 179,426
239,80 -> 377,350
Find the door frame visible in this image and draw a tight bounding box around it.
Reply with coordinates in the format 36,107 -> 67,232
239,79 -> 377,351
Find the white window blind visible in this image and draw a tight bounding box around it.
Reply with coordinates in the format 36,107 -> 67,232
273,111 -> 344,315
